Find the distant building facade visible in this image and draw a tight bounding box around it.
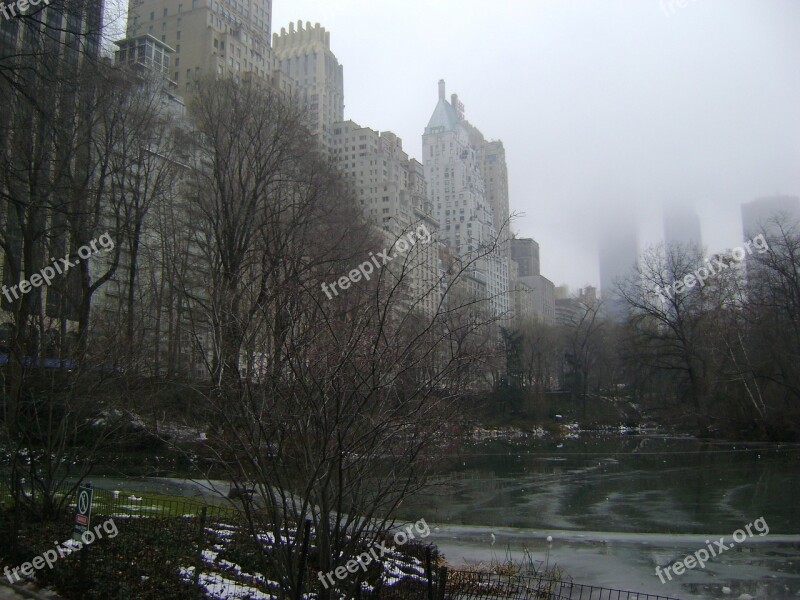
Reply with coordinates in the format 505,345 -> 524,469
555,286 -> 598,327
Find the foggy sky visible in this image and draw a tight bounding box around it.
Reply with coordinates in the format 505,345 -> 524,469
274,0 -> 800,291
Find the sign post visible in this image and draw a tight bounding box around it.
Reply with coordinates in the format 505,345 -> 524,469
73,484 -> 93,543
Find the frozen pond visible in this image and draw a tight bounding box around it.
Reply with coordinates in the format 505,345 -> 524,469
84,434 -> 800,598
395,434 -> 800,599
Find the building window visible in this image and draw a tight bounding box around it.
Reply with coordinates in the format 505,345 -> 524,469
149,11 -> 154,20
175,57 -> 179,66
176,30 -> 181,39
163,7 -> 167,16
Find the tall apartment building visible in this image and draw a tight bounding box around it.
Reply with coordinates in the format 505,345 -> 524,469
125,0 -> 275,94
332,120 -> 440,316
423,80 -> 509,317
274,21 -> 344,150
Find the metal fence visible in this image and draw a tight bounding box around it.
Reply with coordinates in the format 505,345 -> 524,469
0,482 -> 681,600
441,570 -> 682,600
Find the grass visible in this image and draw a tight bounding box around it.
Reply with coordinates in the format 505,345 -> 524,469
1,485 -> 441,599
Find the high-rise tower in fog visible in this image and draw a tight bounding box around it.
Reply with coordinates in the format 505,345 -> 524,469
599,223 -> 638,321
664,205 -> 702,251
422,80 -> 509,316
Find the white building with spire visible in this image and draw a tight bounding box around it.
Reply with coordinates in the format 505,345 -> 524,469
422,80 -> 509,317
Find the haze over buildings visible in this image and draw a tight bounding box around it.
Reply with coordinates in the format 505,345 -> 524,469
742,195 -> 800,241
664,205 -> 703,251
114,0 -> 800,310
272,0 -> 800,291
598,223 -> 638,320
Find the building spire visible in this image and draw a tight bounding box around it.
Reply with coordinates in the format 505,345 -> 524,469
438,79 -> 445,101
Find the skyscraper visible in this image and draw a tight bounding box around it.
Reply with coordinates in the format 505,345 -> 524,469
598,224 -> 638,321
422,80 -> 509,317
273,21 -> 344,151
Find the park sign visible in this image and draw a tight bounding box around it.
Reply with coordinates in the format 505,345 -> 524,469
73,484 -> 93,542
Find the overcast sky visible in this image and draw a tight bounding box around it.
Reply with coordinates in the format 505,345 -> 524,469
273,0 -> 800,291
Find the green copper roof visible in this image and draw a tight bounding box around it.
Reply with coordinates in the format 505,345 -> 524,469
425,98 -> 459,134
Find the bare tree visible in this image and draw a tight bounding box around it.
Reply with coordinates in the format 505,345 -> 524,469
619,242 -> 743,433
167,77 -> 506,598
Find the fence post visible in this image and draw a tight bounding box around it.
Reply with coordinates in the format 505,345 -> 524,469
437,566 -> 448,600
295,518 -> 312,600
194,506 -> 208,588
425,546 -> 435,600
